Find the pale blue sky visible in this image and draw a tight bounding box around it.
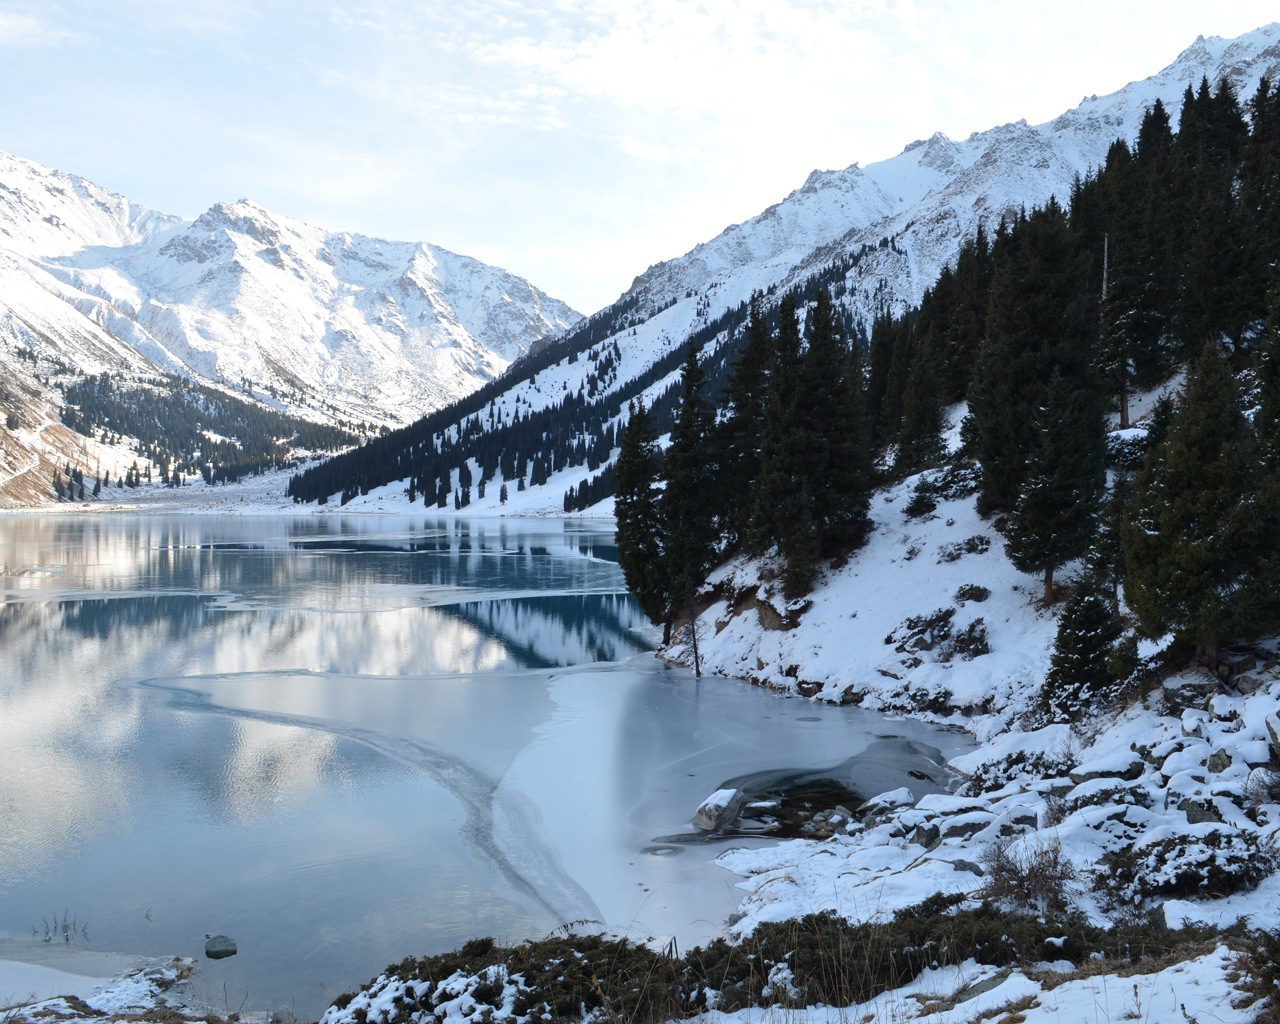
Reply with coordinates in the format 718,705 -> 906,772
1,2 -> 1276,313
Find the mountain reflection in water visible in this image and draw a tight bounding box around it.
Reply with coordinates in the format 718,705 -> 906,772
0,515 -> 970,1020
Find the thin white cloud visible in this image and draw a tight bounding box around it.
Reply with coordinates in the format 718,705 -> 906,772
0,10 -> 84,47
3,0 -> 1279,313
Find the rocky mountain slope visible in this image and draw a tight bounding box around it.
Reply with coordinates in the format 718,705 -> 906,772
627,23 -> 1280,335
0,152 -> 581,504
289,23 -> 1280,513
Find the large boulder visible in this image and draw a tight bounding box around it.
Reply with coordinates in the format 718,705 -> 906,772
692,788 -> 746,831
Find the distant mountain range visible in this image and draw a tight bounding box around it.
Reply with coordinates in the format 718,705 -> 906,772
0,155 -> 580,501
0,153 -> 580,424
288,23 -> 1280,514
4,24 -> 1280,508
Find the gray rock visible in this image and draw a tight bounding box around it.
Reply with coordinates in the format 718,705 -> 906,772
1267,715 -> 1280,761
1235,674 -> 1262,695
948,859 -> 984,876
1208,748 -> 1232,774
1069,761 -> 1144,785
692,789 -> 747,831
1218,651 -> 1257,678
942,815 -> 994,840
910,823 -> 941,849
1178,798 -> 1223,825
204,934 -> 237,960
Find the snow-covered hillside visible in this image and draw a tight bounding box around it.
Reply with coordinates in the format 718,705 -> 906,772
626,24 -> 1280,333
286,23 -> 1280,515
0,152 -> 582,505
0,151 -> 581,435
641,29 -> 1270,347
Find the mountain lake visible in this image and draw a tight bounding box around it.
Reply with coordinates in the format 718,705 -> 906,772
0,515 -> 972,1018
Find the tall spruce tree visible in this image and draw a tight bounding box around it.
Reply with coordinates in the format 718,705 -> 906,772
661,344 -> 718,668
865,310 -> 896,442
1243,78 -> 1280,274
718,292 -> 771,547
894,352 -> 946,475
970,200 -> 1092,513
1258,282 -> 1280,470
752,294 -> 803,554
1040,575 -> 1124,723
796,287 -> 871,552
614,401 -> 670,641
940,224 -> 992,402
1004,370 -> 1105,603
1123,342 -> 1280,658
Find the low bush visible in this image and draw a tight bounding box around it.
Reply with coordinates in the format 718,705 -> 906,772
955,583 -> 990,604
961,748 -> 1077,796
979,835 -> 1079,918
1096,829 -> 1276,908
938,535 -> 991,563
904,480 -> 938,519
325,902 -> 1225,1024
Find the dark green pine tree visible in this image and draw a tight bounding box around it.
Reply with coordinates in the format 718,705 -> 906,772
1085,474 -> 1130,604
1003,370 -> 1105,604
1040,576 -> 1124,723
940,224 -> 992,402
751,294 -> 803,554
661,343 -> 719,668
1242,78 -> 1280,275
718,292 -> 771,548
971,201 -> 1091,514
614,401 -> 670,641
1255,282 -> 1280,471
894,350 -> 946,476
1123,342 -> 1280,659
1135,97 -> 1175,170
866,310 -> 905,443
796,287 -> 871,553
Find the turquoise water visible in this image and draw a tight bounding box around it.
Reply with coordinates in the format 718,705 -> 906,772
0,515 -> 967,1018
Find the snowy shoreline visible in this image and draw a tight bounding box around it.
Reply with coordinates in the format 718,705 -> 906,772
7,459 -> 1280,1023
1,460 -> 617,521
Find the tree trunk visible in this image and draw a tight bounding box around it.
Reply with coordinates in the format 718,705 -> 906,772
1044,564 -> 1055,605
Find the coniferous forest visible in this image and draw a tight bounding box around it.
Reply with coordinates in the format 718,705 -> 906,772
61,373 -> 358,485
615,75 -> 1280,680
285,74 -> 1280,684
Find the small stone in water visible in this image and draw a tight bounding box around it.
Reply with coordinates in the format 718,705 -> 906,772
205,934 -> 237,960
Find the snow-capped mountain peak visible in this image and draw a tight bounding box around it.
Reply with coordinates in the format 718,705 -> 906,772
0,153 -> 581,438
0,151 -> 183,258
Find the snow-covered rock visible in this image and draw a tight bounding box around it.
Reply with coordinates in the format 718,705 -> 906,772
692,788 -> 747,831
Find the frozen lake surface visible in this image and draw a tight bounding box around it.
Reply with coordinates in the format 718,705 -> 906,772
0,515 -> 970,1018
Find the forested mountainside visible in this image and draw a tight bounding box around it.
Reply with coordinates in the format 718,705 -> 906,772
286,25 -> 1280,518
311,62 -> 1280,1024
618,73 -> 1280,665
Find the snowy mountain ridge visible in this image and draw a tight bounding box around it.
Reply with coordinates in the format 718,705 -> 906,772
617,23 -> 1280,336
0,155 -> 581,504
43,196 -> 582,424
0,150 -> 184,257
289,22 -> 1280,518
0,153 -> 581,434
